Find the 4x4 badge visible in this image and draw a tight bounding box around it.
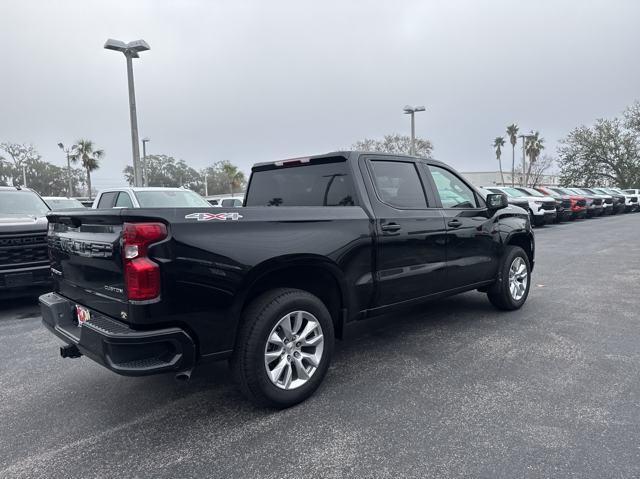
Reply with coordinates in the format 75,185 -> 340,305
185,212 -> 243,221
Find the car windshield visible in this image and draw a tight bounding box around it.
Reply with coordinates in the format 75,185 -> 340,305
477,188 -> 493,199
592,188 -> 607,194
521,188 -> 544,197
134,190 -> 211,208
0,190 -> 50,216
496,187 -> 527,198
623,189 -> 635,194
45,198 -> 85,209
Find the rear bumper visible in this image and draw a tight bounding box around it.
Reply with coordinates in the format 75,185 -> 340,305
39,292 -> 196,376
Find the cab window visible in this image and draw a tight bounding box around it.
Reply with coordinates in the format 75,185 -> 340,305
428,166 -> 478,208
115,192 -> 134,208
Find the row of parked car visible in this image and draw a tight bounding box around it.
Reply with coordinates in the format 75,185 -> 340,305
481,186 -> 640,226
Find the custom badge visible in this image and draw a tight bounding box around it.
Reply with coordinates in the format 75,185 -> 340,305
185,212 -> 244,221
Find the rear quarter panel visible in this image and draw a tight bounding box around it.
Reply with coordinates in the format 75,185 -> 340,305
143,206 -> 374,356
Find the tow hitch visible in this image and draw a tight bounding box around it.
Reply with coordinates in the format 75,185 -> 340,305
60,344 -> 82,358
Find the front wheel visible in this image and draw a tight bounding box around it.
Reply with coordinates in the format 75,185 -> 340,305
487,246 -> 531,310
230,288 -> 334,408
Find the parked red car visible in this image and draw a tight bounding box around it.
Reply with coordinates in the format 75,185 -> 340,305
536,186 -> 587,220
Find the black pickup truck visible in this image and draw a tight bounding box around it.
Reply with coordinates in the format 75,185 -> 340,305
1,187 -> 51,297
40,152 -> 535,408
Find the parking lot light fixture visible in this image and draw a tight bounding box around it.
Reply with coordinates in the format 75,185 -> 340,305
141,137 -> 150,187
58,142 -> 74,197
518,133 -> 535,186
403,105 -> 426,156
104,38 -> 150,187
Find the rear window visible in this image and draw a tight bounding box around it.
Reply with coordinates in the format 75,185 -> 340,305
245,161 -> 357,207
134,190 -> 211,207
0,190 -> 49,216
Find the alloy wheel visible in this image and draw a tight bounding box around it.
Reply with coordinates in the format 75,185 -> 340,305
264,310 -> 324,390
508,256 -> 528,301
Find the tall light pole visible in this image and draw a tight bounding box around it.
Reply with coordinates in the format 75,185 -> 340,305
104,38 -> 150,187
518,133 -> 535,186
141,137 -> 150,187
58,142 -> 73,196
403,105 -> 426,156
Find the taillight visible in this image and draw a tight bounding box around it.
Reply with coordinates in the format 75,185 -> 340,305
122,222 -> 167,301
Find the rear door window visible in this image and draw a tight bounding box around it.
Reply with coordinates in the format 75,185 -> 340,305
369,160 -> 428,209
246,161 -> 357,206
96,192 -> 117,209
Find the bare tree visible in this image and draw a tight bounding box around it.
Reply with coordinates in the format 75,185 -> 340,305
0,143 -> 41,185
352,133 -> 433,158
528,154 -> 556,187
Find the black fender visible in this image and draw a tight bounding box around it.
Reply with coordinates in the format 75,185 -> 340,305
230,253 -> 351,327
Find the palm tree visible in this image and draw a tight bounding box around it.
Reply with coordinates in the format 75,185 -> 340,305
493,137 -> 506,185
506,124 -> 519,186
219,161 -> 245,195
524,131 -> 544,186
71,139 -> 103,199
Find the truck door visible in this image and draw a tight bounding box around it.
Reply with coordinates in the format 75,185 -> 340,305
423,164 -> 499,288
361,156 -> 447,307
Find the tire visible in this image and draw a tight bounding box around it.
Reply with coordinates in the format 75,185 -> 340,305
230,288 -> 334,409
487,245 -> 531,311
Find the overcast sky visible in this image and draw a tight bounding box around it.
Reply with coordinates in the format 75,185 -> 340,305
2,0 -> 639,189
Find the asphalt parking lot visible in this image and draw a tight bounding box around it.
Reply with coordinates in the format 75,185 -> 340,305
1,214 -> 639,478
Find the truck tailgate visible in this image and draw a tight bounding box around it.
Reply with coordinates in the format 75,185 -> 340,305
48,211 -> 127,317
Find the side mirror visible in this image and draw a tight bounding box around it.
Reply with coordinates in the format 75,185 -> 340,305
486,193 -> 508,210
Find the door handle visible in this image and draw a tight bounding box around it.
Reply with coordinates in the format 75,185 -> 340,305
447,219 -> 462,228
381,223 -> 402,233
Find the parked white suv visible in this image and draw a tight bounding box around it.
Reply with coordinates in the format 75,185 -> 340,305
608,188 -> 639,212
92,187 -> 211,209
485,186 -> 557,226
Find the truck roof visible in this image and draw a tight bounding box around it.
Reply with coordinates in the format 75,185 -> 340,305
251,151 -> 442,171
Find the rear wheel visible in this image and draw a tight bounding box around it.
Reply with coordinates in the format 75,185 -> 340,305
230,288 -> 334,408
487,245 -> 531,310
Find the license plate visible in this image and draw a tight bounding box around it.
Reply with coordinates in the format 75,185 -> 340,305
75,305 -> 91,326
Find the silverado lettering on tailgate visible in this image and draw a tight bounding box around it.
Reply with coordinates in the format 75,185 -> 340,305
48,237 -> 114,258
